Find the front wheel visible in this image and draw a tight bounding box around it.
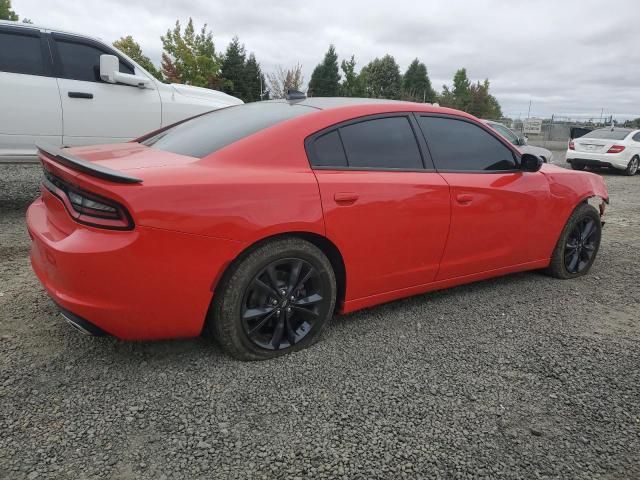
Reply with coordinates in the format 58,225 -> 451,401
208,238 -> 337,360
546,203 -> 601,279
624,156 -> 639,176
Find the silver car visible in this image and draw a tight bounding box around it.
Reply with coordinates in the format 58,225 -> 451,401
484,120 -> 554,163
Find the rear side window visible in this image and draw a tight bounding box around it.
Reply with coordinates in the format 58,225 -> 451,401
142,102 -> 315,158
0,30 -> 45,75
339,116 -> 422,169
633,132 -> 640,142
419,116 -> 516,171
55,40 -> 133,82
312,130 -> 348,167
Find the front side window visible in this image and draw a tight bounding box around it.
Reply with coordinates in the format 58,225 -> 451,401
55,39 -> 133,82
0,30 -> 45,75
419,116 -> 517,171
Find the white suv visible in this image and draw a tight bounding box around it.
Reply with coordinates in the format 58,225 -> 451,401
0,20 -> 242,161
567,128 -> 640,176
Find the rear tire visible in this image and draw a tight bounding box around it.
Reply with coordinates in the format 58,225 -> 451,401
570,162 -> 585,171
624,156 -> 639,176
207,238 -> 336,361
546,203 -> 601,279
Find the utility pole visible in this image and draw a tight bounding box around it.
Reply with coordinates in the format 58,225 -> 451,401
599,108 -> 603,125
527,100 -> 532,119
259,74 -> 263,101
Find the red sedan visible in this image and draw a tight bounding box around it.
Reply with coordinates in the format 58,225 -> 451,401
27,98 -> 609,360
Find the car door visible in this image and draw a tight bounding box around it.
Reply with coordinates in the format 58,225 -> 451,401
417,114 -> 552,280
49,33 -> 161,146
0,26 -> 62,159
308,114 -> 451,302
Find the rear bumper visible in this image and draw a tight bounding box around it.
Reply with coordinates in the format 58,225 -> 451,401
58,304 -> 109,336
27,195 -> 244,340
566,151 -> 630,169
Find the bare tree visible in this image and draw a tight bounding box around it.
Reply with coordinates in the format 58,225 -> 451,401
266,63 -> 304,99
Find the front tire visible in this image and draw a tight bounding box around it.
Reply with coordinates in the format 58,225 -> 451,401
208,238 -> 336,361
624,156 -> 639,176
546,203 -> 601,279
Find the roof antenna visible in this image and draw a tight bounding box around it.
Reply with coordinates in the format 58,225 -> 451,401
286,89 -> 306,101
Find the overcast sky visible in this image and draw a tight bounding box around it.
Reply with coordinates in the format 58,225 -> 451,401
13,0 -> 640,120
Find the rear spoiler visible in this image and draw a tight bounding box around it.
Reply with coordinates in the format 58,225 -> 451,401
35,143 -> 142,184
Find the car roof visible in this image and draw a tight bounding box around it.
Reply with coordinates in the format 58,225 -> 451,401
0,19 -> 105,43
261,97 -> 452,113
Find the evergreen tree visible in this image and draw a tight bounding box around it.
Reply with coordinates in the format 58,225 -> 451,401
469,79 -> 502,119
308,45 -> 341,97
220,36 -> 247,99
359,54 -> 402,99
452,68 -> 471,111
340,55 -> 362,97
113,36 -> 163,81
401,58 -> 435,103
439,71 -> 502,118
243,53 -> 266,102
161,18 -> 222,89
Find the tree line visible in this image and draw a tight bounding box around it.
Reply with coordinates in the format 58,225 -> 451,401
307,46 -> 502,119
2,1 -> 502,118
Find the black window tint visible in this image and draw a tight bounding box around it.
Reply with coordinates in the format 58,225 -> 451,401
0,31 -> 45,75
312,130 -> 347,167
339,117 -> 423,169
419,117 -> 516,171
142,102 -> 315,158
633,132 -> 640,142
56,40 -> 133,82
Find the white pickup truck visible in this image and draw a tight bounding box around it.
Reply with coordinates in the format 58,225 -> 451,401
0,20 -> 242,161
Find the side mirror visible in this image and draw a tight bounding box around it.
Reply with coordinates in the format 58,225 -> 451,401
520,153 -> 543,172
100,54 -> 151,88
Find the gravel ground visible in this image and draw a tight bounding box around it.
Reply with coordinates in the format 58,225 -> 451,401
1,156 -> 639,479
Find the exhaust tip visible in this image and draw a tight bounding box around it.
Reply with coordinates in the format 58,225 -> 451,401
56,305 -> 108,337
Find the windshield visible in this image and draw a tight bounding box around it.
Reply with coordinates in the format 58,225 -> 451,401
489,122 -> 519,145
142,102 -> 316,158
581,129 -> 631,141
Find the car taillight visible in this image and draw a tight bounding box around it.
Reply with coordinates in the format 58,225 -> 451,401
43,170 -> 134,230
568,141 -> 575,150
606,145 -> 625,154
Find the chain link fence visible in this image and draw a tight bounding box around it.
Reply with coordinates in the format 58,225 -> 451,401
497,114 -> 617,149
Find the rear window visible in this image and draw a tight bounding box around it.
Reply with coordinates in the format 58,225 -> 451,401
142,102 -> 315,158
582,129 -> 631,141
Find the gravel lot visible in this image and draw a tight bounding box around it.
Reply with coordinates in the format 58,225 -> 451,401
1,156 -> 639,479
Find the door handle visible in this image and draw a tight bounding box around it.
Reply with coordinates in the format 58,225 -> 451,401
68,92 -> 93,99
334,192 -> 359,204
456,194 -> 473,205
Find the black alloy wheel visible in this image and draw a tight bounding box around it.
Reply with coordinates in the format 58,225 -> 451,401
564,217 -> 599,274
241,258 -> 326,350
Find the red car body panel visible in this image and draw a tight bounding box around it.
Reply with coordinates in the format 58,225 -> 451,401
26,101 -> 609,340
